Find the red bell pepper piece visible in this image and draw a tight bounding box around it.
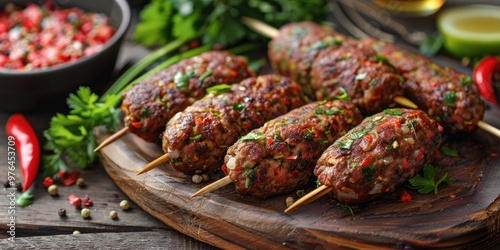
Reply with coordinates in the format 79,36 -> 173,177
473,56 -> 500,105
5,114 -> 40,192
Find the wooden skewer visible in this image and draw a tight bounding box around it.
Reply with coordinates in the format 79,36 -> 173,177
393,96 -> 418,109
94,127 -> 129,152
284,185 -> 333,213
477,120 -> 500,138
136,153 -> 171,175
190,176 -> 232,198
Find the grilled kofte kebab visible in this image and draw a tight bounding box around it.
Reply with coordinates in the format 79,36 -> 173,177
265,21 -> 498,137
286,108 -> 443,212
95,51 -> 255,151
137,75 -> 307,175
192,100 -> 364,198
268,21 -> 415,114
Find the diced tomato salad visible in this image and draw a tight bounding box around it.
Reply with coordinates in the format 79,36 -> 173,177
0,1 -> 115,70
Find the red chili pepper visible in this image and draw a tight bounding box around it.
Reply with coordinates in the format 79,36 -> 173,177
5,114 -> 40,192
69,194 -> 82,208
473,56 -> 500,105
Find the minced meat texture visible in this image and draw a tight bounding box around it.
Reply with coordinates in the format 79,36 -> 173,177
310,42 -> 403,115
268,21 -> 350,99
162,75 -> 307,175
121,51 -> 255,143
360,37 -> 485,133
223,100 -> 363,198
315,108 -> 443,204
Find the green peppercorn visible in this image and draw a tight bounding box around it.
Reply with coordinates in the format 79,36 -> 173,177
58,208 -> 66,217
119,200 -> 130,211
48,184 -> 58,196
110,210 -> 118,219
81,208 -> 90,219
76,178 -> 85,188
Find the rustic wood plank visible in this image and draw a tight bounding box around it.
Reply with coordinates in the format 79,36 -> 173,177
96,104 -> 500,249
0,230 -> 218,249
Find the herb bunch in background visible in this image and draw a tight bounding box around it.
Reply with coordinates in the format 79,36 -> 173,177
133,0 -> 328,47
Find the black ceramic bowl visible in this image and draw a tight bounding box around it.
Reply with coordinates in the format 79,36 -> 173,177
0,0 -> 130,113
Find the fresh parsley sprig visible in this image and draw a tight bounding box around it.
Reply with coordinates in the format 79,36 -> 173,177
408,164 -> 453,194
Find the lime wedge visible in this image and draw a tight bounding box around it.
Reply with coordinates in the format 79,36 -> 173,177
437,5 -> 500,58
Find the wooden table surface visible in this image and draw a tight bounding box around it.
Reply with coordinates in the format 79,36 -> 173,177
0,1 -> 499,249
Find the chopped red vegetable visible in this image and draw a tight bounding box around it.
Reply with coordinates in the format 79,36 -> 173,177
42,177 -> 54,188
400,191 -> 413,202
82,195 -> 93,207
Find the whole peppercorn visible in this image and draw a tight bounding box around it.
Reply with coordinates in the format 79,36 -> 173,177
119,200 -> 130,211
201,174 -> 210,182
81,208 -> 90,219
73,230 -> 81,235
191,174 -> 202,184
58,208 -> 66,217
109,210 -> 118,219
76,178 -> 85,188
48,184 -> 58,196
15,182 -> 22,192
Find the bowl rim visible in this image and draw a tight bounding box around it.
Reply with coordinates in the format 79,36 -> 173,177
0,0 -> 131,75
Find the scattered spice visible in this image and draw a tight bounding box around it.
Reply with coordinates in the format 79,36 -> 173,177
399,191 -> 413,202
82,195 -> 93,207
491,153 -> 498,157
15,183 -> 23,192
285,197 -> 295,207
76,178 -> 86,188
58,208 -> 66,217
201,174 -> 210,182
192,174 -> 203,184
43,177 -> 54,188
47,184 -> 58,196
81,208 -> 90,219
110,210 -> 118,220
69,194 -> 82,208
73,231 -> 81,235
120,200 -> 130,211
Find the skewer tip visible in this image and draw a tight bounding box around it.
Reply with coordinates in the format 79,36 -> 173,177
136,153 -> 171,175
477,120 -> 500,139
94,127 -> 129,152
284,185 -> 333,213
393,96 -> 418,109
190,176 -> 233,198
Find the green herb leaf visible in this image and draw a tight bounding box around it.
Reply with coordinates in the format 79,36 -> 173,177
355,73 -> 367,80
441,146 -> 459,157
334,87 -> 350,100
241,132 -> 262,142
198,70 -> 213,82
459,75 -> 472,86
419,32 -> 444,57
190,134 -> 202,141
339,139 -> 353,150
444,91 -> 456,107
408,164 -> 453,194
206,84 -> 232,96
16,191 -> 33,207
383,109 -> 403,116
362,165 -> 377,181
232,103 -> 245,111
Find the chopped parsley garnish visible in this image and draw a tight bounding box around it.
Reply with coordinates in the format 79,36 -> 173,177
174,71 -> 195,91
206,84 -> 232,96
318,140 -> 329,144
355,73 -> 368,80
441,146 -> 459,157
241,132 -> 262,141
304,128 -> 314,140
190,134 -> 202,141
198,70 -> 213,81
383,109 -> 403,116
443,91 -> 456,107
232,102 -> 245,111
369,79 -> 378,86
339,139 -> 353,150
408,164 -> 453,194
244,166 -> 257,189
459,75 -> 472,86
334,87 -> 350,100
362,165 -> 377,181
140,108 -> 153,116
375,54 -> 395,68
316,108 -> 341,115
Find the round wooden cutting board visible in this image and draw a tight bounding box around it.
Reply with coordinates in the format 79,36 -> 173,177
97,105 -> 500,249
